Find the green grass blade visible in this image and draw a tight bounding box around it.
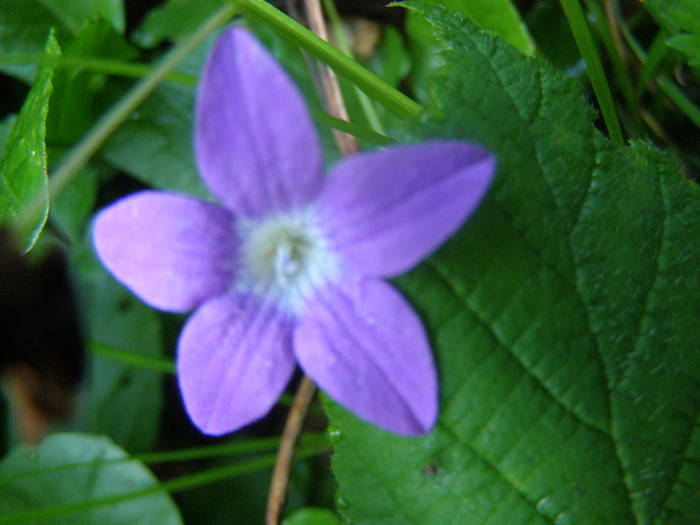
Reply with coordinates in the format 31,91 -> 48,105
559,0 -> 624,144
233,0 -> 423,119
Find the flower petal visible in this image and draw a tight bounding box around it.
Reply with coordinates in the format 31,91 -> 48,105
317,141 -> 495,277
92,191 -> 237,313
177,293 -> 296,435
195,27 -> 323,218
294,277 -> 437,435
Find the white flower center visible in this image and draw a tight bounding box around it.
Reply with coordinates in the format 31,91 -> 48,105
237,208 -> 339,313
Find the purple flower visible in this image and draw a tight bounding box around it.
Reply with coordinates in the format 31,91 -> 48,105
92,27 -> 495,436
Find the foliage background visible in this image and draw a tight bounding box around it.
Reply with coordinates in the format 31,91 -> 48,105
0,0 -> 698,524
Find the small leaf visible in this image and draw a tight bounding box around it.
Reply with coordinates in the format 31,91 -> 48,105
0,32 -> 59,251
0,433 -> 182,525
644,0 -> 700,35
666,33 -> 700,70
96,0 -> 125,34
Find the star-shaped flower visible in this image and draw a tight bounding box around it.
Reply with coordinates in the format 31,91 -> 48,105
93,27 -> 495,436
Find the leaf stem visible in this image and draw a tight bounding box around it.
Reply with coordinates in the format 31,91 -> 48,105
322,0 -> 387,135
559,0 -> 625,144
233,0 -> 423,119
14,4 -> 236,234
0,54 -> 197,86
303,0 -> 358,155
90,343 -> 176,374
265,376 -> 318,525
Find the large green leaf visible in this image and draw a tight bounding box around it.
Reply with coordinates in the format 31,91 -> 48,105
0,33 -> 58,250
0,433 -> 181,524
72,243 -> 165,453
327,5 -> 700,525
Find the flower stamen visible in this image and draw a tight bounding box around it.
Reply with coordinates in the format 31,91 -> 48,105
237,208 -> 338,312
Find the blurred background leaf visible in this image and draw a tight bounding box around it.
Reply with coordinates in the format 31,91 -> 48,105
0,432 -> 182,524
71,241 -> 164,453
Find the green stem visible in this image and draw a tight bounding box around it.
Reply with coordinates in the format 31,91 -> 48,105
635,30 -> 669,105
15,4 -> 236,233
0,54 -> 197,86
0,443 -> 327,524
90,343 -> 176,374
311,109 -> 396,145
584,0 -> 637,129
0,434 -> 329,490
322,0 -> 386,135
559,0 -> 624,144
620,21 -> 700,129
233,0 -> 422,119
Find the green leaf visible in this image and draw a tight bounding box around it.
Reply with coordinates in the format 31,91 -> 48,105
0,32 -> 59,251
96,0 -> 125,34
666,33 -> 700,70
0,0 -> 123,81
0,0 -> 65,81
327,5 -> 700,525
526,0 -> 582,76
284,507 -> 340,525
0,433 -> 182,525
0,115 -> 16,152
48,19 -> 136,145
371,26 -> 411,88
405,0 -> 535,101
101,40 -> 212,199
38,0 -> 125,35
644,0 -> 700,35
72,242 -> 164,453
49,160 -> 98,241
133,0 -> 224,48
